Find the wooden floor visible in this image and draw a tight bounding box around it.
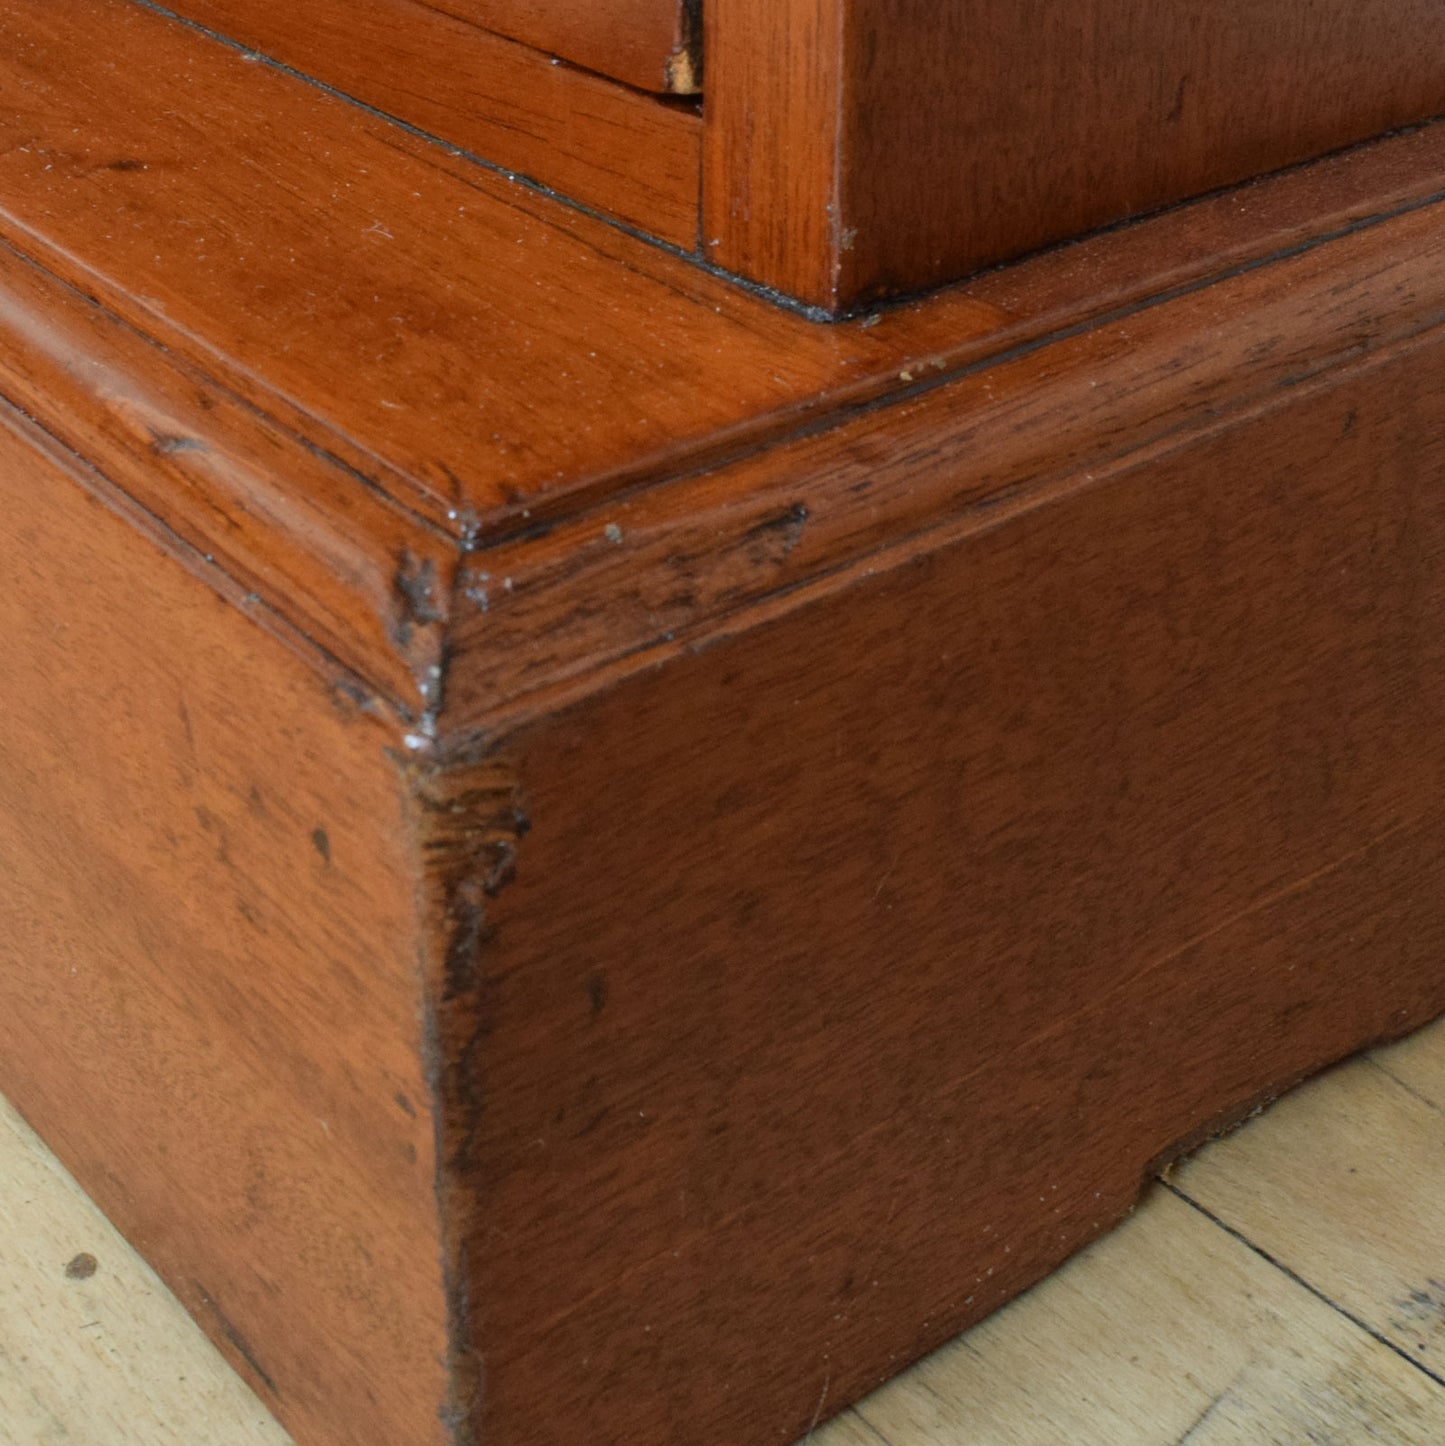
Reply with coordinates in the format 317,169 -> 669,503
7,1015 -> 1445,1445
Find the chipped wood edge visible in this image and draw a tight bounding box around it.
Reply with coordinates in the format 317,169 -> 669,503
404,750 -> 532,1444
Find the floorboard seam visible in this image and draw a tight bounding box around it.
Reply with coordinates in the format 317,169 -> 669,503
1160,1180 -> 1445,1394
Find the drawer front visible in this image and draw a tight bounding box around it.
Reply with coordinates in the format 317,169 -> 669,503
435,0 -> 700,91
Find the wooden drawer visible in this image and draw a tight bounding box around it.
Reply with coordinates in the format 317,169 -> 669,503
433,0 -> 701,92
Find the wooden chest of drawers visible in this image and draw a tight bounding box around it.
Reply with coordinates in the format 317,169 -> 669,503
4,2 -> 1445,1443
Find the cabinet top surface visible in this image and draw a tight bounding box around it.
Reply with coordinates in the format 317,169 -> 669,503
2,0 -> 981,541
5,0 -> 1445,731
1,0 -> 1440,535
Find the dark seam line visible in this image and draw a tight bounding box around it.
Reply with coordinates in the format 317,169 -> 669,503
404,0 -> 701,102
467,177 -> 1445,552
1365,1055 -> 1445,1117
0,388 -> 417,723
363,124 -> 722,319
848,1409 -> 898,1446
0,230 -> 459,545
1163,1181 -> 1445,1393
123,0 -> 835,322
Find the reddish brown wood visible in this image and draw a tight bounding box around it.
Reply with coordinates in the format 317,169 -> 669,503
430,0 -> 701,92
154,0 -> 702,244
4,3 -> 1445,1443
702,0 -> 844,306
0,418 -> 455,1444
705,0 -> 1445,309
9,0 -> 1445,542
448,193 -> 1445,725
440,182 -> 1445,1446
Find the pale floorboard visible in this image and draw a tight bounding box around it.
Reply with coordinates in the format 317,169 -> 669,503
7,1022 -> 1445,1444
0,1096 -> 291,1445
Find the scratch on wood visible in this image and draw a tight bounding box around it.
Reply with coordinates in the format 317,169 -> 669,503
191,1281 -> 280,1397
1178,1387 -> 1232,1442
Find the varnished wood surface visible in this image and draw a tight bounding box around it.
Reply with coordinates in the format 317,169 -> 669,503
431,0 -> 701,92
451,333 -> 1445,1440
7,0 -> 1445,663
5,4 -> 1445,1442
702,0 -> 845,306
0,416 -> 454,1444
704,0 -> 1445,309
15,1019 -> 1445,1443
140,0 -> 703,245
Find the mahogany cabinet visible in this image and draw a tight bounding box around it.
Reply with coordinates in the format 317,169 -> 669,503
4,2 -> 1445,1444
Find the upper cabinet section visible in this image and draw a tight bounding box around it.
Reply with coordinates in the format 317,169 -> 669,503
148,0 -> 1445,313
437,0 -> 702,92
702,0 -> 1445,310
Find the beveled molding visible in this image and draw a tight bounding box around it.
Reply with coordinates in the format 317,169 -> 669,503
5,121 -> 1445,743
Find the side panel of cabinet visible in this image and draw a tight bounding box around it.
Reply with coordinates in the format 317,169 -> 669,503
456,327 -> 1445,1441
0,418 -> 451,1446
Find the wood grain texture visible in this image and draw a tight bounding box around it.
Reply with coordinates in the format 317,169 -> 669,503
9,0 -> 1445,551
704,0 -> 1445,309
440,310 -> 1445,1439
702,0 -> 845,305
6,3 -> 1445,1442
0,419 -> 454,1445
153,0 -> 703,245
430,0 -> 701,92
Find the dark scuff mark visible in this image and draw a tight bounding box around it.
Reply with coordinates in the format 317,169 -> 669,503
64,1252 -> 98,1280
743,502 -> 810,566
192,1282 -> 280,1397
177,697 -> 196,756
574,1106 -> 609,1139
1167,75 -> 1190,126
395,1090 -> 418,1119
311,826 -> 332,863
150,432 -> 208,456
393,551 -> 447,647
105,157 -> 148,172
587,970 -> 609,1020
411,757 -> 530,1444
